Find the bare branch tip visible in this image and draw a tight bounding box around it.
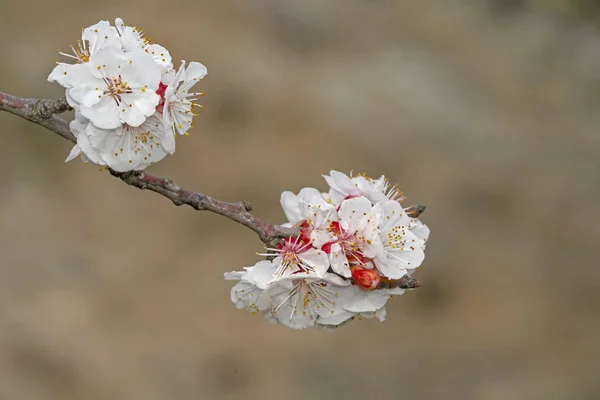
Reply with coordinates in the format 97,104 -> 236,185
406,204 -> 427,218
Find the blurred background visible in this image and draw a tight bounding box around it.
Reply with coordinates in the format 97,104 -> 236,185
1,0 -> 600,399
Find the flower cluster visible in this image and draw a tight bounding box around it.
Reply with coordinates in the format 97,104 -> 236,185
48,18 -> 206,171
225,171 -> 430,330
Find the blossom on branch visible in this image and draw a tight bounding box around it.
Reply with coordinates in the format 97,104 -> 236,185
225,171 -> 430,330
48,18 -> 206,171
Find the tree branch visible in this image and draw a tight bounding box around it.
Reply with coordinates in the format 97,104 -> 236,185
0,91 -> 422,289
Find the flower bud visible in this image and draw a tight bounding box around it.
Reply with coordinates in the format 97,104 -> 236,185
351,266 -> 381,290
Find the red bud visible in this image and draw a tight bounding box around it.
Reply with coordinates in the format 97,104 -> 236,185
351,266 -> 381,290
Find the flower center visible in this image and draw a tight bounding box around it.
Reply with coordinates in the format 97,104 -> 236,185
386,225 -> 408,249
259,236 -> 314,278
322,221 -> 371,265
105,76 -> 132,101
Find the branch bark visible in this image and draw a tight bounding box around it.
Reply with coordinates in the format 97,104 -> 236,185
0,91 -> 422,289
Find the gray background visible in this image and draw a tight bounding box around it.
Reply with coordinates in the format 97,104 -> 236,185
1,1 -> 599,399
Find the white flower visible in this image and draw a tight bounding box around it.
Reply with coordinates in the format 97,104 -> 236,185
113,18 -> 173,71
85,112 -> 173,171
313,197 -> 425,279
65,111 -> 173,171
225,260 -> 408,330
162,61 -> 207,136
323,170 -> 405,206
257,270 -> 352,330
225,171 -> 430,330
258,235 -> 330,280
48,20 -> 121,87
279,188 -> 337,252
311,196 -> 383,278
374,200 -> 425,278
64,46 -> 161,129
227,261 -> 385,330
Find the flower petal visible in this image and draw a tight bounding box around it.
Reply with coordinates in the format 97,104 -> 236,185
298,249 -> 330,276
329,244 -> 351,277
338,196 -> 372,233
280,191 -> 303,224
65,145 -> 82,162
339,285 -> 389,313
80,96 -> 121,129
324,170 -> 358,197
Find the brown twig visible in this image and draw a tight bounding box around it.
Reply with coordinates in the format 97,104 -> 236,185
405,204 -> 426,218
0,91 -> 423,288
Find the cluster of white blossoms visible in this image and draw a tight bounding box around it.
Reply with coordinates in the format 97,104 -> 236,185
225,171 -> 430,330
48,18 -> 206,171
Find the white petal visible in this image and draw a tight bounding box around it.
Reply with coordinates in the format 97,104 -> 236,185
380,200 -> 411,230
224,271 -> 244,281
122,50 -> 161,90
48,63 -> 73,87
338,196 -> 373,233
74,128 -> 106,166
324,170 -> 358,197
114,21 -> 144,52
184,61 -> 208,82
88,47 -> 127,79
340,286 -> 389,313
65,89 -> 80,108
316,310 -> 354,326
65,145 -> 82,162
120,92 -> 159,127
374,259 -> 408,280
80,96 -> 121,129
321,272 -> 352,287
179,61 -> 207,92
280,191 -> 303,224
411,221 -> 430,244
161,68 -> 176,85
329,244 -> 351,278
82,20 -> 121,55
145,44 -> 172,69
81,89 -> 105,108
245,260 -> 278,288
310,228 -> 336,248
272,302 -> 315,330
360,306 -> 387,322
298,249 -> 330,276
230,280 -> 264,311
161,130 -> 176,154
63,63 -> 105,103
377,287 -> 406,296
